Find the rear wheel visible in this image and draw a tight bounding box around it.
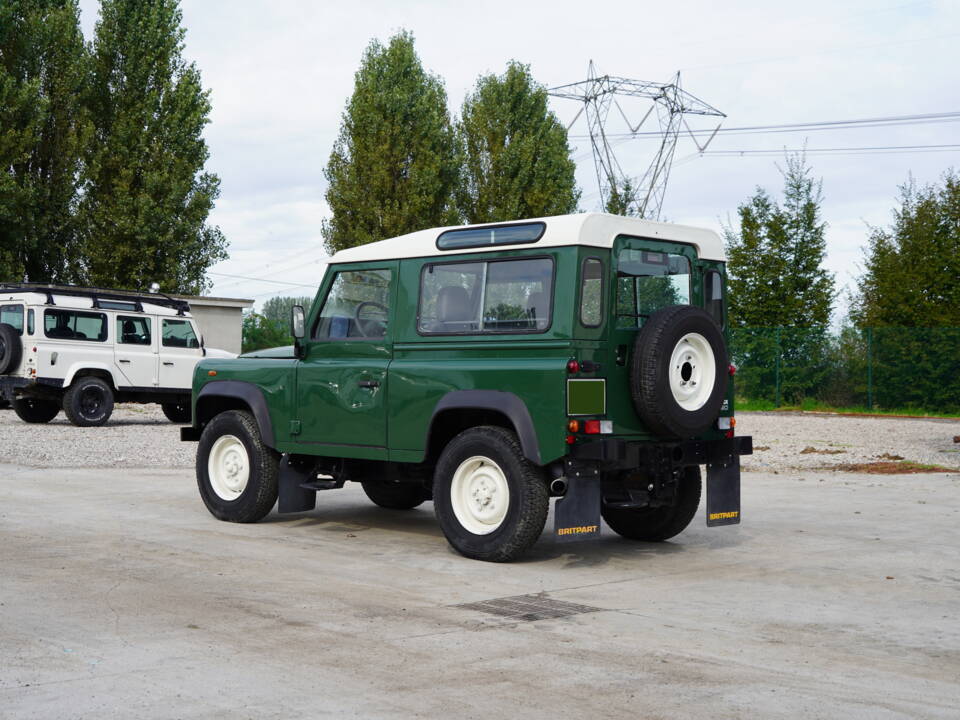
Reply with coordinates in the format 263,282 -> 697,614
12,397 -> 60,423
602,466 -> 702,542
161,401 -> 192,424
361,480 -> 427,509
197,410 -> 279,523
63,376 -> 114,427
433,426 -> 549,562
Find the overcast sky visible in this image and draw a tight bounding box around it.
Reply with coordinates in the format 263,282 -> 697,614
77,0 -> 960,315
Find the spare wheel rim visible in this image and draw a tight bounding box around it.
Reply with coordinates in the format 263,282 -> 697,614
208,434 -> 250,501
450,455 -> 510,535
669,332 -> 716,412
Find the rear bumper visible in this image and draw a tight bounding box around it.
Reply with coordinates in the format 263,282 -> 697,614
0,376 -> 64,401
0,376 -> 31,401
569,434 -> 753,470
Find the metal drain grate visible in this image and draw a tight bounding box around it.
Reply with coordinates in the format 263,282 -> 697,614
456,593 -> 600,622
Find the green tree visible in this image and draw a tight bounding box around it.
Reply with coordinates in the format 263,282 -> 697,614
604,177 -> 639,216
724,153 -> 834,328
261,295 -> 312,328
322,31 -> 458,254
79,0 -> 227,294
456,61 -> 579,223
853,170 -> 960,327
0,0 -> 87,283
241,311 -> 290,354
723,153 -> 835,403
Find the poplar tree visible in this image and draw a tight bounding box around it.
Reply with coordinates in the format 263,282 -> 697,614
322,31 -> 458,253
456,61 -> 579,224
79,0 -> 226,294
0,0 -> 87,283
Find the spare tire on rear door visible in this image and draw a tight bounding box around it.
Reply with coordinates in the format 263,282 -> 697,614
0,323 -> 22,374
630,305 -> 728,439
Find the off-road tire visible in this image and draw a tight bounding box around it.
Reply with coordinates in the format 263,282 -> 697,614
361,480 -> 428,510
63,376 -> 114,427
12,397 -> 60,423
161,401 -> 192,424
631,305 -> 728,439
602,466 -> 702,542
0,323 -> 21,374
433,426 -> 549,562
197,410 -> 279,523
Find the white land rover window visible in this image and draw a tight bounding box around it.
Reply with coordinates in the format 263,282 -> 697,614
44,309 -> 108,341
117,316 -> 151,345
0,304 -> 24,335
162,319 -> 199,348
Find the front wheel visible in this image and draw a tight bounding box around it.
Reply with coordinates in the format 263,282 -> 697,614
12,397 -> 60,423
602,466 -> 702,542
161,401 -> 192,424
63,376 -> 114,427
197,410 -> 279,523
433,426 -> 549,562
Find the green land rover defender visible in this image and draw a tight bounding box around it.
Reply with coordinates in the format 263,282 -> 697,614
182,213 -> 752,561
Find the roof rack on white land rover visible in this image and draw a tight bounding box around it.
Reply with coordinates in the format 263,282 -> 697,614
0,283 -> 191,316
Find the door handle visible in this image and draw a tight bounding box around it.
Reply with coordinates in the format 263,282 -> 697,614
357,380 -> 380,389
118,359 -> 131,364
163,361 -> 175,366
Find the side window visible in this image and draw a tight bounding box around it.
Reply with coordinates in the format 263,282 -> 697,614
616,250 -> 691,328
27,309 -> 34,335
313,269 -> 392,340
162,319 -> 199,348
418,257 -> 554,335
0,304 -> 24,335
44,309 -> 107,342
705,270 -> 724,328
579,258 -> 604,327
118,315 -> 152,345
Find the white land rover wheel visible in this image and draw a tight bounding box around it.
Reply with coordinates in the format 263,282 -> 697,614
207,434 -> 250,501
668,332 -> 716,412
449,455 -> 510,535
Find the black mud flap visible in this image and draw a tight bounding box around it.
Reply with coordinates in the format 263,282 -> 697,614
706,455 -> 741,526
554,475 -> 602,542
278,455 -> 317,514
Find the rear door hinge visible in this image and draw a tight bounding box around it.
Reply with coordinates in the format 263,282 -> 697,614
289,420 -> 301,436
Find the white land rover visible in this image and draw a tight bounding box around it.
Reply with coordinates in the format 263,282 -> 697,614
0,284 -> 234,426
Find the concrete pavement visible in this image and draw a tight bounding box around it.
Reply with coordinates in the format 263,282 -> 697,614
1,463 -> 958,719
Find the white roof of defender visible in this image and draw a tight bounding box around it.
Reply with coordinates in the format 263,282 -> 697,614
329,212 -> 726,264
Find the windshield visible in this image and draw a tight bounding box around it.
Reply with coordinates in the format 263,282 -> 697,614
616,249 -> 690,328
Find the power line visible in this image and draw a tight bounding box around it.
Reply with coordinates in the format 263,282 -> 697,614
568,111 -> 960,141
702,143 -> 960,156
208,270 -> 321,287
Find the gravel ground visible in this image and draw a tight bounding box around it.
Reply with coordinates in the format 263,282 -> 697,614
1,405 -> 958,471
737,411 -> 960,472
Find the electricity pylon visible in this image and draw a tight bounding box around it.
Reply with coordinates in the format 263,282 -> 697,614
549,61 -> 725,219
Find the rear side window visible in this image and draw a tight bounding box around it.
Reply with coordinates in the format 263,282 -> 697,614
314,269 -> 392,340
579,258 -> 604,327
117,315 -> 152,345
616,250 -> 691,328
419,257 -> 553,334
436,222 -> 545,250
44,309 -> 107,342
27,309 -> 34,335
0,304 -> 24,335
162,319 -> 199,348
705,270 -> 724,328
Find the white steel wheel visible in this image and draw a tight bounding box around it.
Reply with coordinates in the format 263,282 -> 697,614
450,455 -> 510,535
207,434 -> 250,501
668,332 -> 716,412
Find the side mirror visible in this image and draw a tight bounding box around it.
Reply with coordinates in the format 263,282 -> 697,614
291,305 -> 306,339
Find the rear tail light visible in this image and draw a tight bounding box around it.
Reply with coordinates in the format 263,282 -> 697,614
583,420 -> 613,434
728,363 -> 737,376
566,359 -> 580,373
567,419 -> 580,433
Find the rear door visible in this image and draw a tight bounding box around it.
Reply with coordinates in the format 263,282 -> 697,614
158,317 -> 203,389
113,314 -> 158,388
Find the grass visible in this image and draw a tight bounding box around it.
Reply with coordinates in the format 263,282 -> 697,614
736,397 -> 960,419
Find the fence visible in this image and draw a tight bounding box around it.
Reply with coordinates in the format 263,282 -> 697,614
729,327 -> 960,413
